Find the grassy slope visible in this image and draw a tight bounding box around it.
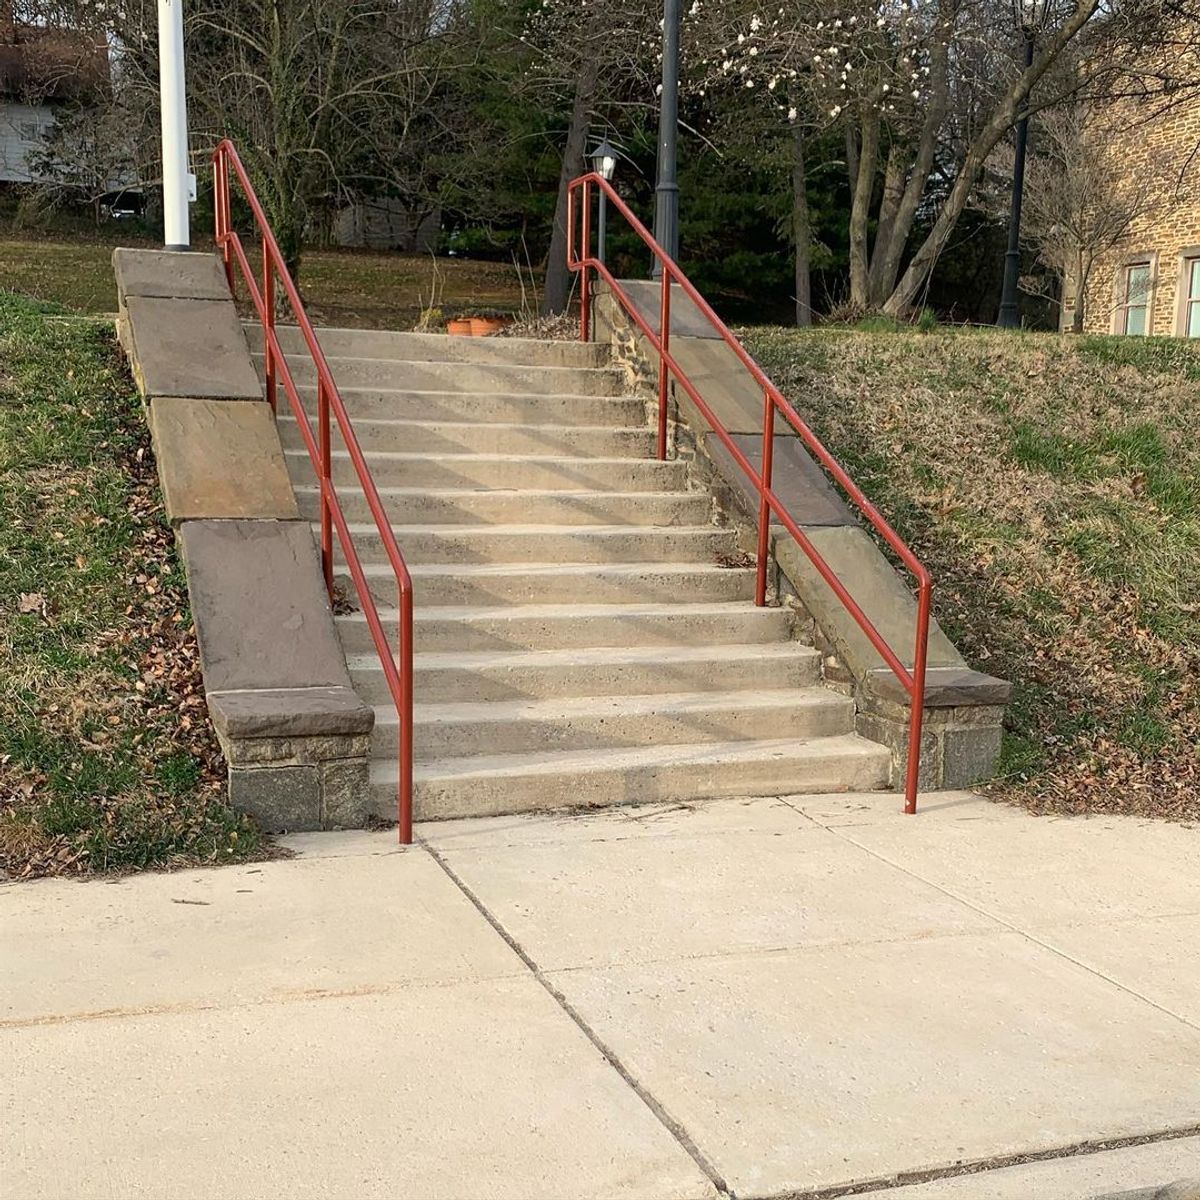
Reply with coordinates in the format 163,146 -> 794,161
0,236 -> 526,329
0,293 -> 263,876
745,327 -> 1200,820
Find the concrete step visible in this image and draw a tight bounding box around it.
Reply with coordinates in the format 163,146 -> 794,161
284,386 -> 645,427
286,449 -> 688,491
294,485 -> 711,527
336,561 -> 758,608
277,416 -> 655,458
246,323 -> 610,368
327,523 -> 733,566
259,352 -> 625,396
372,734 -> 892,820
336,600 -> 795,653
348,642 -> 822,703
374,688 -> 854,757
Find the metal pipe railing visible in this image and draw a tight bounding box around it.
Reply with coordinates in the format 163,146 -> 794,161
213,139 -> 414,843
568,172 -> 932,812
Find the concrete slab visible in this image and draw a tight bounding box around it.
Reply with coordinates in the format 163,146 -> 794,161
830,805 -> 1200,929
671,336 -> 767,433
704,431 -> 857,527
113,247 -> 231,301
547,934 -> 1200,1198
2,978 -> 716,1200
179,518 -> 354,693
426,802 -> 999,971
874,1137 -> 1200,1199
0,850 -> 519,1024
775,525 -> 964,673
124,295 -> 262,400
618,280 -> 724,340
1035,913 -> 1200,1028
149,396 -> 299,521
208,684 -> 372,738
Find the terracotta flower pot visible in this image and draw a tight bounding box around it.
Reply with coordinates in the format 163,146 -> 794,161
447,318 -> 474,336
470,316 -> 510,336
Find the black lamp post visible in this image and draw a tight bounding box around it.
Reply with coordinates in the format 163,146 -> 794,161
652,0 -> 681,278
996,0 -> 1045,328
590,138 -> 617,265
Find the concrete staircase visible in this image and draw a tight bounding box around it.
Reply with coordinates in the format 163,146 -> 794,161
253,324 -> 891,820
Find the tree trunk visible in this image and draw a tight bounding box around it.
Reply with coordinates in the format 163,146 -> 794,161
867,144 -> 905,303
848,108 -> 879,309
792,126 -> 812,327
542,61 -> 598,316
1071,248 -> 1086,333
871,32 -> 951,306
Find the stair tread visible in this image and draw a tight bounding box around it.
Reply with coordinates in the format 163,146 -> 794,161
349,642 -> 816,672
332,522 -> 721,536
279,415 -> 649,434
286,448 -> 671,464
386,687 -> 846,725
263,349 -> 620,375
353,560 -> 751,577
380,733 -> 888,782
296,485 -> 695,499
290,385 -> 641,401
340,599 -> 779,621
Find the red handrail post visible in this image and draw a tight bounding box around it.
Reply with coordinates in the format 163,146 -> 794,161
755,389 -> 776,608
657,271 -> 671,462
398,589 -> 414,843
317,377 -> 334,599
580,180 -> 592,344
262,243 -> 276,413
904,580 -> 933,813
215,150 -> 233,292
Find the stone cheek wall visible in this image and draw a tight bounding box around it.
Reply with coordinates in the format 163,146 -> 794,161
1070,96 -> 1200,336
113,248 -> 374,833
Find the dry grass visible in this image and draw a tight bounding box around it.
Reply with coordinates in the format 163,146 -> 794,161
0,235 -> 528,329
746,327 -> 1200,821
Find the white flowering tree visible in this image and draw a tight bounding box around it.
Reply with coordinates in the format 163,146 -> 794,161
695,0 -> 1185,316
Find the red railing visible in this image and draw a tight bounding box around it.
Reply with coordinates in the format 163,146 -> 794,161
568,172 -> 932,812
214,139 -> 414,843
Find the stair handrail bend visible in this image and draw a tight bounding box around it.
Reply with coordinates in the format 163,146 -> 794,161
213,139 -> 414,843
567,171 -> 932,813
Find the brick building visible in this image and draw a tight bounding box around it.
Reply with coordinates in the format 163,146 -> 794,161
1063,97 -> 1200,337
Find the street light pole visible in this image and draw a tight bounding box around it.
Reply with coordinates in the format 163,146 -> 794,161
652,0 -> 681,277
157,0 -> 191,249
996,28 -> 1035,328
590,139 -> 617,265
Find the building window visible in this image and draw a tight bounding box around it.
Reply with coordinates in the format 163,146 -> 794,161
1116,260 -> 1152,335
1183,257 -> 1200,339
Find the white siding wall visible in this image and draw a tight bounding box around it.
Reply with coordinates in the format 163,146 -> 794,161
0,100 -> 54,182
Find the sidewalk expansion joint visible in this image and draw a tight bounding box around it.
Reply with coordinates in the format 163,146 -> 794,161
772,1123 -> 1200,1199
420,835 -> 734,1198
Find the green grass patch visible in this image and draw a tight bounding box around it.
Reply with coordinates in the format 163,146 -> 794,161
0,292 -> 262,877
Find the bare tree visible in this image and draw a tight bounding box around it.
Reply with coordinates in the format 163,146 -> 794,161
979,104 -> 1165,331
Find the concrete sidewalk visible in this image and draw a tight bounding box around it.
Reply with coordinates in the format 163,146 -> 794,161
3,790 -> 1198,1199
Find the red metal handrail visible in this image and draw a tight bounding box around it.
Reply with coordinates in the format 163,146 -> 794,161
213,139 -> 414,843
568,172 -> 932,812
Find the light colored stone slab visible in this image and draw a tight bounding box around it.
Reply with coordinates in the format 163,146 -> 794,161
1036,913 -> 1200,1028
547,933 -> 1200,1198
0,849 -> 519,1023
835,808 -> 1200,929
429,809 -> 998,971
149,396 -> 299,521
1,979 -> 716,1200
124,295 -> 262,399
113,247 -> 231,301
789,787 -> 990,827
776,525 -> 964,674
877,1137 -> 1200,1199
179,518 -> 352,693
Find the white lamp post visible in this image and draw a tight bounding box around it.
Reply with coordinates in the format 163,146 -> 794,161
157,0 -> 192,249
590,138 -> 617,265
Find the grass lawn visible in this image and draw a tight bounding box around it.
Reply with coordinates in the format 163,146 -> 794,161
745,326 -> 1200,820
0,234 -> 529,329
0,293 -> 265,877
